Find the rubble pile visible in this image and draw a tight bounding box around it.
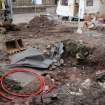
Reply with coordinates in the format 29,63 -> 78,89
62,39 -> 105,70
87,45 -> 105,69
7,16 -> 56,39
63,39 -> 90,65
7,16 -> 76,40
28,16 -> 55,32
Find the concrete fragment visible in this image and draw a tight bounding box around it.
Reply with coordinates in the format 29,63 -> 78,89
70,88 -> 83,96
81,79 -> 91,89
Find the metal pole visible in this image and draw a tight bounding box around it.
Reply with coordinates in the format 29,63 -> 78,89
4,0 -> 13,22
77,9 -> 82,34
34,1 -> 36,16
77,0 -> 85,34
34,0 -> 36,16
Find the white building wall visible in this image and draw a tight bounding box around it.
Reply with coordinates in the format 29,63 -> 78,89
85,0 -> 100,13
99,0 -> 105,16
85,0 -> 105,15
56,0 -> 105,18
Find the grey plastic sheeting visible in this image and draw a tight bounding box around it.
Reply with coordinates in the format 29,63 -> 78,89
11,48 -> 44,64
10,48 -> 54,69
10,42 -> 64,69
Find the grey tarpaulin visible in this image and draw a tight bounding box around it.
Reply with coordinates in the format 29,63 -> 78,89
9,42 -> 64,69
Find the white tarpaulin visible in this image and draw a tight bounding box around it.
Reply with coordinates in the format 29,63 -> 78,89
56,0 -> 75,17
32,0 -> 42,4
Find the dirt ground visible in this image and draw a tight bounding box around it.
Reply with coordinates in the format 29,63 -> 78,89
13,13 -> 35,24
1,15 -> 105,105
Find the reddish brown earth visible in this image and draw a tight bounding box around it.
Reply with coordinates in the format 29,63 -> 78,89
0,16 -> 105,105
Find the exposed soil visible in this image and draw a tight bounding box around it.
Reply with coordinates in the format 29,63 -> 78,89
0,16 -> 105,105
7,16 -> 57,40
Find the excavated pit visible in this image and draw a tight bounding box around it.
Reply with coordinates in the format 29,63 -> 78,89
0,16 -> 105,105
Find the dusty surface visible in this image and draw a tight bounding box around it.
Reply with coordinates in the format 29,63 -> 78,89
0,16 -> 105,105
13,13 -> 35,24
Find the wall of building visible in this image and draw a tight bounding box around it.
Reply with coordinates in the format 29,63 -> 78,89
43,0 -> 55,5
13,0 -> 57,7
85,0 -> 100,13
13,0 -> 32,7
99,0 -> 105,16
85,0 -> 105,15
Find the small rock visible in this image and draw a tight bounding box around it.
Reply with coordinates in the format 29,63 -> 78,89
51,78 -> 55,83
70,88 -> 83,96
81,79 -> 91,89
43,49 -> 48,54
98,82 -> 105,89
51,94 -> 58,100
51,65 -> 57,69
96,71 -> 105,82
43,85 -> 49,92
59,59 -> 64,64
47,45 -> 51,49
66,83 -> 70,87
29,34 -> 33,37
